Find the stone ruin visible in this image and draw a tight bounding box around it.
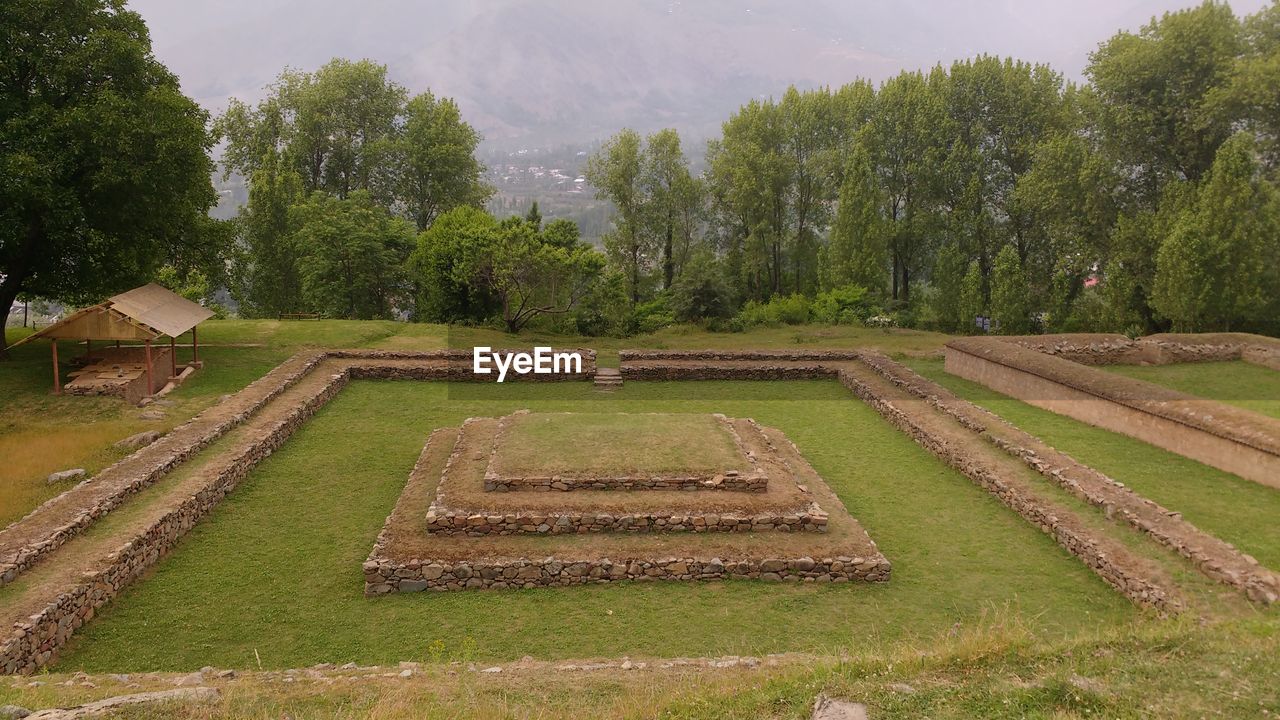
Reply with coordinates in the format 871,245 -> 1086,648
364,411 -> 890,593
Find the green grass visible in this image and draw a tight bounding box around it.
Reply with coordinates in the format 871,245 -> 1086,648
0,320 -> 948,524
1101,360 -> 1280,420
906,359 -> 1280,570
495,412 -> 746,476
4,616 -> 1277,718
58,379 -> 1136,672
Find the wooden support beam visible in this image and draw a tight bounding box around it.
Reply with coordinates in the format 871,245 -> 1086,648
144,339 -> 153,396
192,326 -> 199,364
51,340 -> 61,395
170,335 -> 177,377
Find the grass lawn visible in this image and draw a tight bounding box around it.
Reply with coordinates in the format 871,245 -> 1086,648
494,412 -> 747,476
906,359 -> 1280,571
1101,360 -> 1280,420
0,320 -> 948,525
56,379 -> 1137,672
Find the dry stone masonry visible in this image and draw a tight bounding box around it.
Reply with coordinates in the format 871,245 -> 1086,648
945,335 -> 1280,489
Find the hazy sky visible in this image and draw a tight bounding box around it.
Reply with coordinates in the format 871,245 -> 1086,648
128,0 -> 1271,147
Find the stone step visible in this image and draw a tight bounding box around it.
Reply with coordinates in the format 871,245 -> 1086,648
593,368 -> 623,390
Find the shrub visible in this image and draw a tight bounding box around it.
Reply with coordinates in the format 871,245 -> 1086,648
811,284 -> 877,325
773,294 -> 811,325
668,254 -> 736,322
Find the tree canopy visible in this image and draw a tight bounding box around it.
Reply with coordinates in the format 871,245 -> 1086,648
0,0 -> 219,352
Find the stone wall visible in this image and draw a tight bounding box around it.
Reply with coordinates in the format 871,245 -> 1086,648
422,503 -> 829,536
0,351 -> 331,589
620,350 -> 864,362
333,348 -> 597,380
836,365 -> 1182,613
0,349 -> 593,674
945,338 -> 1280,490
998,332 -> 1280,368
855,352 -> 1280,605
482,473 -> 769,493
620,362 -> 837,381
0,370 -> 350,675
363,554 -> 889,594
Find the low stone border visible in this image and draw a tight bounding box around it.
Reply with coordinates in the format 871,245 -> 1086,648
483,411 -> 768,492
856,352 -> 1280,605
424,504 -> 829,536
0,349 -> 592,591
996,332 -> 1280,368
483,473 -> 769,493
364,553 -> 886,593
945,337 -> 1280,489
366,429 -> 890,594
620,361 -> 838,382
0,351 -> 331,588
835,363 -> 1183,614
0,350 -> 590,675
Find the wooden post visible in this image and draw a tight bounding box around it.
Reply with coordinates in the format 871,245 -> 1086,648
192,326 -> 199,364
51,340 -> 61,395
170,335 -> 177,377
144,339 -> 153,396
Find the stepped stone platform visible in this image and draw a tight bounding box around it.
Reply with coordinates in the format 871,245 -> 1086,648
366,416 -> 889,593
483,411 -> 769,492
425,413 -> 822,536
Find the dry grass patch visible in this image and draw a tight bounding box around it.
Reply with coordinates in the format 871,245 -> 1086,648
0,421 -> 144,528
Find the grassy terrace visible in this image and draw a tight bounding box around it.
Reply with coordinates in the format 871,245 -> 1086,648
57,378 -> 1137,672
906,358 -> 1280,571
493,412 -> 748,477
0,320 -> 948,526
1102,359 -> 1280,420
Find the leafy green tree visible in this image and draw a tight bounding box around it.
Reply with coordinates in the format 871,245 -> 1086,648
391,91 -> 491,230
1088,2 -> 1242,195
821,146 -> 887,293
1210,2 -> 1280,171
458,218 -> 605,333
668,251 -> 735,322
990,244 -> 1031,334
218,61 -> 487,227
525,201 -> 543,231
406,206 -> 500,323
229,148 -> 305,317
929,244 -> 969,332
864,70 -> 946,302
705,99 -> 791,300
960,260 -> 986,333
0,0 -> 218,354
1152,134 -> 1280,331
585,129 -> 651,305
291,191 -> 415,319
641,129 -> 703,290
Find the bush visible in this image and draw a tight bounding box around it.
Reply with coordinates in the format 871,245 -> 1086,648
810,284 -> 878,325
732,293 -> 812,327
668,254 -> 736,322
630,296 -> 676,335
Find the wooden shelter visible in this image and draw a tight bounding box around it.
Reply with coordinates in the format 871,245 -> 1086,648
8,284 -> 215,397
